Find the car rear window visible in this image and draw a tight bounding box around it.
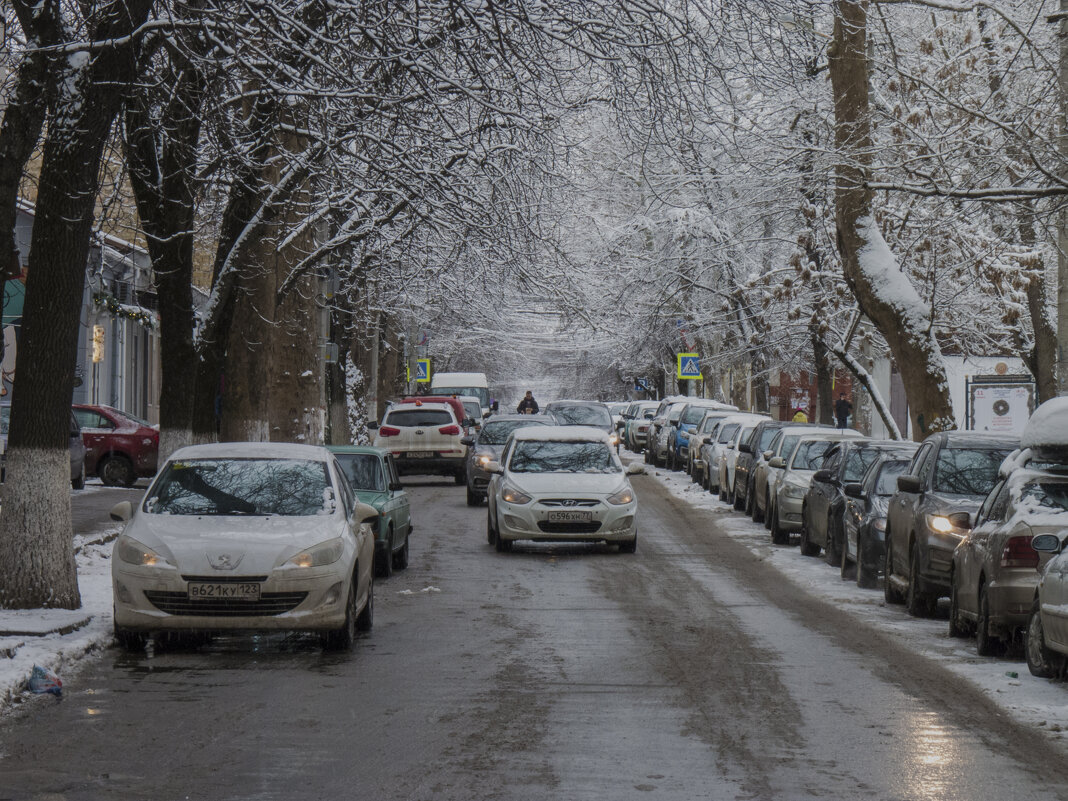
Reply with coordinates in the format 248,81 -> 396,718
1019,481 -> 1068,513
701,415 -> 726,433
479,420 -> 548,445
549,405 -> 611,426
386,409 -> 453,427
933,448 -> 1012,496
717,423 -> 739,443
145,458 -> 333,516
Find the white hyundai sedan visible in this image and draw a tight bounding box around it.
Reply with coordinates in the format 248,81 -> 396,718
485,426 -> 642,553
110,442 -> 377,651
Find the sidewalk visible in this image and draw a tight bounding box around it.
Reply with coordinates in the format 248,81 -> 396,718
0,529 -> 118,709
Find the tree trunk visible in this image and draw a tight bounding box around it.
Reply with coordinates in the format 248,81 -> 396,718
812,330 -> 834,424
1057,0 -> 1068,395
0,0 -> 154,608
829,0 -> 955,440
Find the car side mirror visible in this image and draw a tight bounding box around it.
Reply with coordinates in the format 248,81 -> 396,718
368,421 -> 380,430
354,501 -> 379,525
897,475 -> 923,493
762,450 -> 774,460
625,463 -> 645,476
738,442 -> 752,455
1032,533 -> 1062,553
485,460 -> 503,474
843,483 -> 864,499
948,511 -> 972,530
768,456 -> 786,469
110,501 -> 133,522
461,436 -> 475,446
702,436 -> 713,445
813,469 -> 833,483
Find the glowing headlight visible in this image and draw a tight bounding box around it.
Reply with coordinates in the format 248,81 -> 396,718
477,454 -> 492,466
610,433 -> 620,445
116,536 -> 171,567
873,517 -> 887,532
285,539 -> 344,568
607,486 -> 635,505
926,514 -> 957,534
501,484 -> 532,505
784,483 -> 807,499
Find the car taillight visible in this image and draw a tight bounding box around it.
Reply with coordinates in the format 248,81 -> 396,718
439,425 -> 461,436
1001,535 -> 1039,569
638,425 -> 648,433
379,426 -> 401,437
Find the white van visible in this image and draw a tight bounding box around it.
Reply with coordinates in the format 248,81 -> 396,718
430,372 -> 491,415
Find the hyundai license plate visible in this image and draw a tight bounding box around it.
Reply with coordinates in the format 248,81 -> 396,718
188,582 -> 261,601
405,452 -> 434,459
547,510 -> 592,522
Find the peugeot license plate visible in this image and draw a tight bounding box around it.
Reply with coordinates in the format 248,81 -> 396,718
188,582 -> 261,601
546,510 -> 592,522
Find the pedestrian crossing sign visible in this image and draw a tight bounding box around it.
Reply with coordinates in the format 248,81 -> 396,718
416,358 -> 431,383
677,353 -> 702,380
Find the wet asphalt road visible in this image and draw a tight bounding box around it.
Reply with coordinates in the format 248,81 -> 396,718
4,471 -> 1068,800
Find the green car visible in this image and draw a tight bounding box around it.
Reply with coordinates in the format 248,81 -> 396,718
329,446 -> 413,577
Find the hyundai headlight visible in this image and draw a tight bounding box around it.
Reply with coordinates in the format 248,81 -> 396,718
285,539 -> 344,568
116,536 -> 172,568
501,484 -> 532,505
607,486 -> 635,505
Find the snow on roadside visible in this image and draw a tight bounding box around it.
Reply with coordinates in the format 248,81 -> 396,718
0,531 -> 118,713
642,462 -> 1068,743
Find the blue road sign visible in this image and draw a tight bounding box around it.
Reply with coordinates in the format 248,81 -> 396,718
677,353 -> 702,380
416,358 -> 430,382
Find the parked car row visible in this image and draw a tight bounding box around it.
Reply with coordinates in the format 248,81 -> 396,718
627,398 -> 1068,683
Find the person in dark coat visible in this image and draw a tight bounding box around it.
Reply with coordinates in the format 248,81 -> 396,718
516,391 -> 539,415
834,392 -> 853,429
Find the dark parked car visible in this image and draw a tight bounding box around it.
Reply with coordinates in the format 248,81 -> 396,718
543,400 -> 617,446
461,414 -> 552,506
732,420 -> 784,513
884,431 -> 1016,617
802,439 -> 917,566
841,455 -> 913,588
72,404 -> 159,487
0,402 -> 86,489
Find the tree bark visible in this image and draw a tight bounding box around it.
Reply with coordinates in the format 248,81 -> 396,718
812,329 -> 834,424
0,0 -> 155,608
829,0 -> 955,440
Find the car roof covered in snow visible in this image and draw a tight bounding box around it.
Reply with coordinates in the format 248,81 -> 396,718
167,442 -> 334,463
512,425 -> 611,443
1021,397 -> 1068,450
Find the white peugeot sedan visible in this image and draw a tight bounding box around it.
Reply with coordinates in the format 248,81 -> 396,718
485,426 -> 642,553
110,442 -> 377,652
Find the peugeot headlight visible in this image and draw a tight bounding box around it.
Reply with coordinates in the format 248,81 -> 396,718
116,535 -> 172,568
783,482 -> 807,499
285,538 -> 344,568
607,486 -> 635,505
501,484 -> 532,505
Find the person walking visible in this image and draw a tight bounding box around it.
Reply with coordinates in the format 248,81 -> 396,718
516,391 -> 539,415
834,392 -> 853,429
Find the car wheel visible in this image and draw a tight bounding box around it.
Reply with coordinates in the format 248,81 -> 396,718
495,531 -> 513,552
355,572 -> 374,632
744,479 -> 755,515
884,540 -> 905,604
666,448 -> 675,471
752,489 -> 765,524
114,626 -> 146,653
824,515 -> 842,567
1026,600 -> 1064,679
487,509 -> 498,545
718,474 -> 728,502
975,583 -> 1001,657
905,547 -> 933,618
393,531 -> 410,570
799,510 -> 820,557
840,534 -> 856,581
376,529 -> 395,578
454,468 -> 465,485
466,485 -> 480,506
100,454 -> 135,488
322,579 -> 358,650
770,504 -> 788,545
689,458 -> 699,483
732,479 -> 745,511
619,533 -> 637,554
72,460 -> 86,490
762,491 -> 772,530
948,571 -> 972,637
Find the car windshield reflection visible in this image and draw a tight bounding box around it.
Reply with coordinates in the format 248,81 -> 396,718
875,460 -> 909,495
792,440 -> 832,470
933,448 -> 1012,495
336,454 -> 385,492
144,458 -> 333,516
1019,481 -> 1068,513
479,420 -> 548,445
509,441 -> 618,474
549,406 -> 612,426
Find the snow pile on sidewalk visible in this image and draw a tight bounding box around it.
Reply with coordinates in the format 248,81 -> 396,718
0,533 -> 117,711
